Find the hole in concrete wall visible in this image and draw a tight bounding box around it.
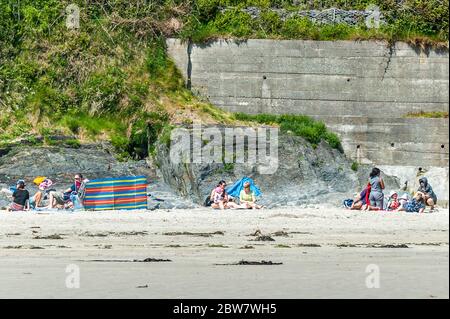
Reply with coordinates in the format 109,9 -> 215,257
347,78 -> 351,82
390,143 -> 395,147
418,167 -> 423,172
441,144 -> 445,149
262,75 -> 267,80
356,145 -> 361,149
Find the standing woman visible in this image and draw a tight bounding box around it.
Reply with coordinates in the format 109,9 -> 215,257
367,167 -> 385,211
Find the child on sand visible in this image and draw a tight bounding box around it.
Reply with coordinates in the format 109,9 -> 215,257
386,191 -> 400,211
212,186 -> 229,210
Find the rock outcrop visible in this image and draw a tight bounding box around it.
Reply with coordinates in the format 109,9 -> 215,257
0,130 -> 401,210
155,127 -> 400,208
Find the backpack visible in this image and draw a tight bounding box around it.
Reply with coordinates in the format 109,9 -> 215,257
343,199 -> 354,209
204,195 -> 213,207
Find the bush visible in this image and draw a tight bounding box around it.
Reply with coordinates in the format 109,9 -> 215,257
146,39 -> 168,79
233,112 -> 343,151
81,67 -> 126,115
281,17 -> 316,39
213,9 -> 254,37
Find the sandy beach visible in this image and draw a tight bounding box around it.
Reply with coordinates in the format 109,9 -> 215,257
0,207 -> 448,299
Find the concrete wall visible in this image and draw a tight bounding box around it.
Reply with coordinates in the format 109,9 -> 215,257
167,38 -> 449,202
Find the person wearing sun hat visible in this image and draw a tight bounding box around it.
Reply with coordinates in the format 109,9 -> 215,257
7,180 -> 30,211
29,178 -> 54,209
398,193 -> 409,209
386,190 -> 400,211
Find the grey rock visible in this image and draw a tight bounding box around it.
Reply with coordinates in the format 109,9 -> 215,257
0,144 -> 198,210
223,6 -> 386,26
155,127 -> 399,207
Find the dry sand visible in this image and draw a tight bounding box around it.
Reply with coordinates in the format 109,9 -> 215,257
0,207 -> 448,299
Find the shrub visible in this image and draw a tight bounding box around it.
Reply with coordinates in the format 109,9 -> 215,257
233,112 -> 343,151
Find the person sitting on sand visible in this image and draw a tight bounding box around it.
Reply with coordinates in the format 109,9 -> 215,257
398,193 -> 409,209
7,180 -> 30,212
29,179 -> 53,209
417,177 -> 437,211
210,181 -> 240,210
239,181 -> 262,209
209,180 -> 226,205
47,173 -> 84,209
386,191 -> 400,211
395,192 -> 426,213
365,167 -> 385,211
213,186 -> 226,208
350,186 -> 369,210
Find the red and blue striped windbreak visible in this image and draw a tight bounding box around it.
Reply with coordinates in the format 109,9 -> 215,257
83,176 -> 148,210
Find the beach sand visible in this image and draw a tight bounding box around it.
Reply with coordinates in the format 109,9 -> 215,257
0,207 -> 448,299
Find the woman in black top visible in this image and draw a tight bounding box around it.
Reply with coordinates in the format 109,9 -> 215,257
8,180 -> 30,211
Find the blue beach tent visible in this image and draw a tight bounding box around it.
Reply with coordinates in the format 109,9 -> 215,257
226,177 -> 261,199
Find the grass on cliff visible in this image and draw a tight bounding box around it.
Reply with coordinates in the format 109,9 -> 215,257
404,111 -> 449,118
0,1 -> 237,159
232,113 -> 342,151
183,0 -> 449,45
1,0 -> 447,158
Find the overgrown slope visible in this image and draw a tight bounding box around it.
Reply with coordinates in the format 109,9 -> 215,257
0,0 -> 447,159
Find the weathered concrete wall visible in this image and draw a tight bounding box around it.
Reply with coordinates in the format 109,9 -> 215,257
167,38 -> 449,202
167,38 -> 448,165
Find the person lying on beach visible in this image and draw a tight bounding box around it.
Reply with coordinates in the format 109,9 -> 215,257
239,182 -> 263,209
47,173 -> 84,209
395,192 -> 426,213
386,191 -> 400,211
7,180 -> 30,212
417,177 -> 437,211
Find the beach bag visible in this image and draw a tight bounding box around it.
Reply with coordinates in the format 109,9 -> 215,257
343,199 -> 353,209
70,193 -> 84,210
204,195 -> 212,207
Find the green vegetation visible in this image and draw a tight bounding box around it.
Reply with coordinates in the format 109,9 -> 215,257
0,0 -> 234,159
1,0 -> 447,159
184,0 -> 448,44
351,161 -> 359,172
404,111 -> 449,118
233,113 -> 343,151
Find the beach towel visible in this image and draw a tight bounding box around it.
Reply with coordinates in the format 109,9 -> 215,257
226,177 -> 261,199
82,176 -> 148,211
